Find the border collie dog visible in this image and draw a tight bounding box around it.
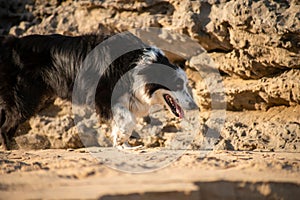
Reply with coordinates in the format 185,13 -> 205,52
0,33 -> 198,150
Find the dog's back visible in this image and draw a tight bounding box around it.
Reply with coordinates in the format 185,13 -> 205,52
0,34 -> 108,149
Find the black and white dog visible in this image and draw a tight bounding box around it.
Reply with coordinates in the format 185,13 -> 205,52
0,33 -> 198,150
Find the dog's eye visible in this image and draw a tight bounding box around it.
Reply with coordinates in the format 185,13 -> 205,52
175,79 -> 183,90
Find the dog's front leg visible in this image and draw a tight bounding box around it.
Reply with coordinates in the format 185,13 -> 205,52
111,103 -> 139,149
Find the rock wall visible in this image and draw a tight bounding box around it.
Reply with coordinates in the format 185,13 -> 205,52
1,0 -> 300,151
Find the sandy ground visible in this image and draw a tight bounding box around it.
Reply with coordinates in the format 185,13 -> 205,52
0,148 -> 299,199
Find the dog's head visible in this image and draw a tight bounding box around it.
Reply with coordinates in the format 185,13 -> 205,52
134,47 -> 198,118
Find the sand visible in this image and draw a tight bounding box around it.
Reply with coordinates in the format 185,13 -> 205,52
1,148 -> 299,199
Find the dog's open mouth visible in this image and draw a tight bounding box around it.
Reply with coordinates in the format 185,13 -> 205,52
163,94 -> 184,118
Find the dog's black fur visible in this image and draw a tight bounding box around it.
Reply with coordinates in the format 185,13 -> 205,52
0,33 -> 178,150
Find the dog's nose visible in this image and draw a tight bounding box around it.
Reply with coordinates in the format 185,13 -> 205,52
188,101 -> 199,110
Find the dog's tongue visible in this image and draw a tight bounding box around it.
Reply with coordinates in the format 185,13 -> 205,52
175,102 -> 184,119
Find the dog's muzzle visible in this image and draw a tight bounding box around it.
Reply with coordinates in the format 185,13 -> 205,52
186,100 -> 198,110
173,90 -> 199,111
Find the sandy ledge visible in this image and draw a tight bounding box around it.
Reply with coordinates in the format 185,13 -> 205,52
0,149 -> 299,199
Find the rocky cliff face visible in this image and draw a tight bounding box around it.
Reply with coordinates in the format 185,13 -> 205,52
1,0 -> 300,151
